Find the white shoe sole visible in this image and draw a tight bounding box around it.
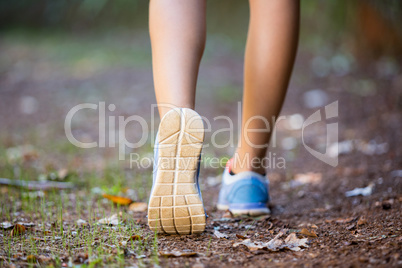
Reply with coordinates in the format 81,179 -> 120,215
148,108 -> 206,235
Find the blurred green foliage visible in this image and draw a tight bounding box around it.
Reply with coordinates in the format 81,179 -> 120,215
0,0 -> 148,30
0,0 -> 401,59
1,0 -> 401,32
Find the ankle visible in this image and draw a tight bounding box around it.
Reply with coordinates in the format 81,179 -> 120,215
229,158 -> 266,176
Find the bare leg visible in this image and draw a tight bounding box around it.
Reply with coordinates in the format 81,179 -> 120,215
232,0 -> 299,174
149,0 -> 206,118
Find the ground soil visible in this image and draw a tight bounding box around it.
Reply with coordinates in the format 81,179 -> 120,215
0,30 -> 401,267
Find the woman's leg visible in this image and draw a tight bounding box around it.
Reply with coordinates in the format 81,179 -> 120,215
232,0 -> 300,174
149,0 -> 206,118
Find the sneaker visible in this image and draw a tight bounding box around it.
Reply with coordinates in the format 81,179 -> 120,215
148,108 -> 206,235
217,159 -> 270,216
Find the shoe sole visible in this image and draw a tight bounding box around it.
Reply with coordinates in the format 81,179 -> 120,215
148,108 -> 206,235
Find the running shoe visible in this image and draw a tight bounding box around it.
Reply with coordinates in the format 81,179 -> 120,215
148,108 -> 206,234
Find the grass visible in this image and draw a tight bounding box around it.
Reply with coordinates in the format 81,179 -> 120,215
0,137 -> 160,267
243,220 -> 256,237
0,190 -> 155,266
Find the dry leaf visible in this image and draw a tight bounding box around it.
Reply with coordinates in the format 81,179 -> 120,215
236,234 -> 247,239
159,251 -> 197,257
357,217 -> 367,226
27,255 -> 37,263
1,222 -> 13,230
345,184 -> 374,197
283,233 -> 309,251
20,222 -> 35,228
292,172 -> 322,187
222,210 -> 234,218
128,202 -> 147,212
98,214 -> 119,226
214,229 -> 229,239
102,194 -> 133,206
335,217 -> 355,224
233,231 -> 308,252
11,223 -> 26,236
300,228 -> 318,238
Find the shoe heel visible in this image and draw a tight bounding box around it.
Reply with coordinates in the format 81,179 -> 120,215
148,108 -> 206,235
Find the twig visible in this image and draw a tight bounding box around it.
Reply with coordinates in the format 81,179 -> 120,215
0,178 -> 75,191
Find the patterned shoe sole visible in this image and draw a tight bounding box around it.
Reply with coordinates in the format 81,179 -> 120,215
148,108 -> 205,235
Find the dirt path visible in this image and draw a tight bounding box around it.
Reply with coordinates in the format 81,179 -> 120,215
0,31 -> 401,267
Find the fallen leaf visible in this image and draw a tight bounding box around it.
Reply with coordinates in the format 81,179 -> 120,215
335,217 -> 355,224
346,223 -> 356,230
236,234 -> 247,239
159,251 -> 197,257
300,228 -> 318,238
233,231 -> 308,252
357,217 -> 367,226
283,233 -> 309,251
345,184 -> 374,197
20,222 -> 35,228
11,224 -> 26,236
222,210 -> 234,218
292,172 -> 322,187
214,229 -> 229,239
1,222 -> 13,230
128,202 -> 147,212
27,255 -> 37,263
127,235 -> 142,242
98,214 -> 119,226
102,194 -> 133,206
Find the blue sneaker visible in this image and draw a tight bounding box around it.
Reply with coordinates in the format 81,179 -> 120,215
217,159 -> 270,215
148,108 -> 206,235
